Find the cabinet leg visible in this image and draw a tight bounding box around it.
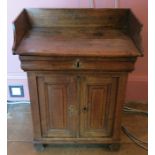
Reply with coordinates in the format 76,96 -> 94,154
107,143 -> 120,151
33,143 -> 45,152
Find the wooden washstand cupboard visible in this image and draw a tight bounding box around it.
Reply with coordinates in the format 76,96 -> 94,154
12,8 -> 143,151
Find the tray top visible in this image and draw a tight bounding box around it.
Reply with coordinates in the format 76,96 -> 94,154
15,27 -> 140,57
12,9 -> 143,57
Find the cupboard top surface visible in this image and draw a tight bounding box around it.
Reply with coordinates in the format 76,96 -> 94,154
12,8 -> 143,58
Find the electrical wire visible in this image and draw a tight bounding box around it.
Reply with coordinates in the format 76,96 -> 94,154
7,100 -> 30,104
121,126 -> 148,151
122,105 -> 148,151
123,106 -> 148,116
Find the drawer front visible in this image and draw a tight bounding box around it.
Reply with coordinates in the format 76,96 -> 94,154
20,56 -> 135,71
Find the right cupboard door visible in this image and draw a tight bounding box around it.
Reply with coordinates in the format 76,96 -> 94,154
80,75 -> 119,138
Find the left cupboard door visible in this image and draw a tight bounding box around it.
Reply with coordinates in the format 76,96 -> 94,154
36,74 -> 78,138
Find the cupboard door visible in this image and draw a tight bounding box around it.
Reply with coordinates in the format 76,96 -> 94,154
37,74 -> 78,138
80,75 -> 118,138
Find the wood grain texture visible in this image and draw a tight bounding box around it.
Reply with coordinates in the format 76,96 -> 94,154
26,8 -> 129,28
27,72 -> 42,139
37,74 -> 78,138
12,9 -> 31,52
20,57 -> 136,72
47,84 -> 67,129
13,8 -> 143,57
128,10 -> 143,54
15,27 -> 140,57
112,74 -> 128,141
80,75 -> 118,138
12,9 -> 143,148
33,137 -> 119,144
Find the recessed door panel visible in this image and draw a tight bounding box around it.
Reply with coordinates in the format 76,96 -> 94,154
37,74 -> 77,138
47,84 -> 67,129
88,85 -> 107,129
80,75 -> 118,138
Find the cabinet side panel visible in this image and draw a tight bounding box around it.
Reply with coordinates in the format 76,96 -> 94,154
27,72 -> 42,139
13,9 -> 31,52
112,74 -> 128,140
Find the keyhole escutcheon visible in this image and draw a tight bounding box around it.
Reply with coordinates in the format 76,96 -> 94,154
75,59 -> 80,69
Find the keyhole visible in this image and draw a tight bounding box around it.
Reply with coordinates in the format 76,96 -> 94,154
77,61 -> 80,68
83,106 -> 88,112
83,107 -> 87,111
75,59 -> 80,68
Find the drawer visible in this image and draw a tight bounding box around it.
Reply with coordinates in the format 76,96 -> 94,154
76,58 -> 135,71
20,56 -> 135,71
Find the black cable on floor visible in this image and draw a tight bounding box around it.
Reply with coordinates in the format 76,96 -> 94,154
123,106 -> 148,116
122,106 -> 148,151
